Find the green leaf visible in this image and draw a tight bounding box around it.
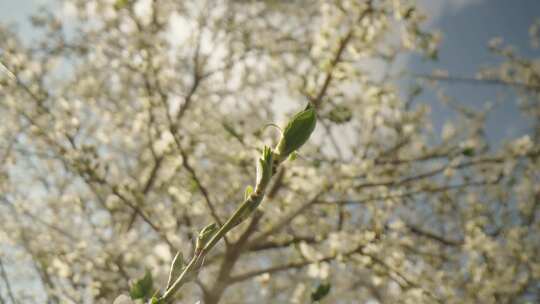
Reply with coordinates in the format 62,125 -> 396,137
429,49 -> 439,61
244,185 -> 254,200
462,147 -> 475,157
130,270 -> 154,300
328,105 -> 352,124
114,0 -> 130,10
276,104 -> 317,158
256,146 -> 273,188
311,283 -> 331,302
409,85 -> 423,99
149,289 -> 161,303
166,251 -> 184,290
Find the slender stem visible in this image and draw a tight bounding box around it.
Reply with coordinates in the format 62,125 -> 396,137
158,197 -> 257,302
159,155 -> 279,303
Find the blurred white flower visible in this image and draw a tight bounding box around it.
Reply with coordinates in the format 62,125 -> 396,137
510,135 -> 533,156
113,295 -> 134,304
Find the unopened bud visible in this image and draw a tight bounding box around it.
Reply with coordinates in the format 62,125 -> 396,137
276,104 -> 316,158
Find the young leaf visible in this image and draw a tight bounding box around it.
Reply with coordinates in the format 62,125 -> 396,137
288,151 -> 298,161
328,105 -> 352,124
462,147 -> 475,157
244,185 -> 254,200
255,146 -> 273,188
166,251 -> 184,290
311,283 -> 331,302
195,223 -> 219,254
276,104 -> 317,158
129,270 -> 154,300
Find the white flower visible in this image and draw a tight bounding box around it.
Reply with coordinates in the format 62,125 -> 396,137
510,135 -> 533,156
307,262 -> 329,279
489,37 -> 503,49
442,121 -> 456,140
291,283 -> 306,304
113,295 -> 134,304
299,242 -> 323,261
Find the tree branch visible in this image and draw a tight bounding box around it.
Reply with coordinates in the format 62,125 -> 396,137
248,191 -> 323,247
229,244 -> 363,284
0,258 -> 17,304
413,73 -> 540,92
248,235 -> 317,252
178,147 -> 224,227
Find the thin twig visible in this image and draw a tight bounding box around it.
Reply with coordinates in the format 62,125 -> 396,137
248,191 -> 323,247
112,188 -> 174,249
178,148 -> 224,227
229,244 -> 363,284
413,73 -> 540,91
0,258 -> 17,304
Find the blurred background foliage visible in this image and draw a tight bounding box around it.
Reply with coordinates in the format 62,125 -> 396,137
0,0 -> 539,303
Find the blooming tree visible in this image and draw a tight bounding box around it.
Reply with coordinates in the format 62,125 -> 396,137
0,0 -> 538,303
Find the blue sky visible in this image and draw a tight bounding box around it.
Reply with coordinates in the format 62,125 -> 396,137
1,0 -> 51,35
411,0 -> 540,144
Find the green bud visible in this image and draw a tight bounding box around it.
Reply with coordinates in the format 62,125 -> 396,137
276,104 -> 316,158
195,223 -> 219,254
244,185 -> 254,200
288,151 -> 298,161
256,146 -> 273,189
